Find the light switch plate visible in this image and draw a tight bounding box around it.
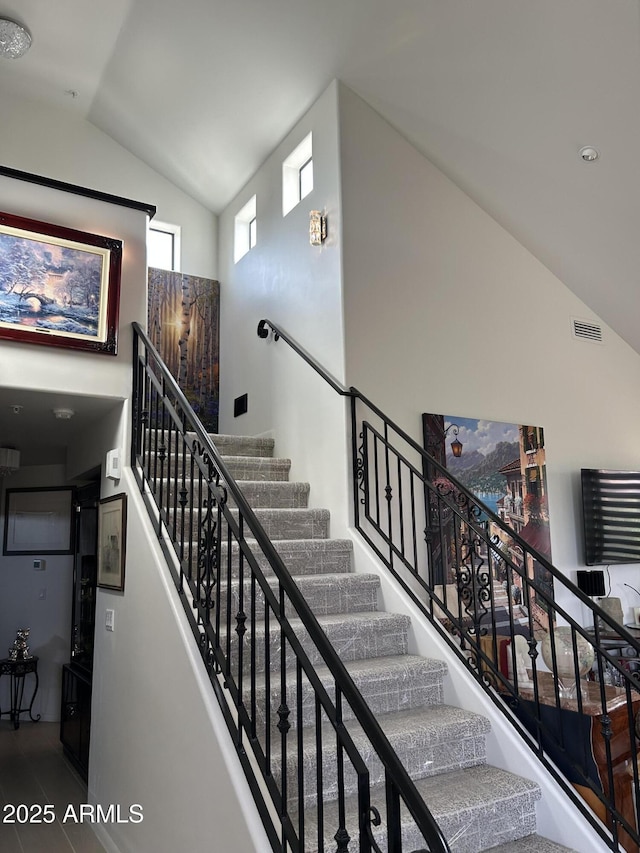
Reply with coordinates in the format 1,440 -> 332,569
105,609 -> 115,631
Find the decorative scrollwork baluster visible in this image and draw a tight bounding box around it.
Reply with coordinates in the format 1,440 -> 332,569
364,806 -> 384,853
334,826 -> 351,853
236,610 -> 247,640
196,497 -> 218,611
356,430 -> 366,505
277,702 -> 291,736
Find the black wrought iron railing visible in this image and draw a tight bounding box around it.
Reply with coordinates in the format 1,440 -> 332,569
257,318 -> 640,853
131,322 -> 450,853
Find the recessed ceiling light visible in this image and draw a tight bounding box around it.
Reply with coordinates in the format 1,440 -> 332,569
579,146 -> 599,163
0,18 -> 32,60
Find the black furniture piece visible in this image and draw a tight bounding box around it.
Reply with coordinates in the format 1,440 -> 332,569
60,663 -> 92,777
0,656 -> 41,729
60,482 -> 98,780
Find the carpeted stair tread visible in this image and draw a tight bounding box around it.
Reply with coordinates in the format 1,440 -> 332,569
252,654 -> 447,729
271,704 -> 491,809
226,507 -> 331,540
217,538 -> 354,576
228,572 -> 380,616
233,480 -> 310,507
298,764 -> 541,853
158,479 -> 310,508
482,835 -> 578,853
165,476 -> 309,509
144,430 -> 275,458
209,433 -> 275,457
220,455 -> 291,481
242,611 -> 412,672
177,506 -> 331,541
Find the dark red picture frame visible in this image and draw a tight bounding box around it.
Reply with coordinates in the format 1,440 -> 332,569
0,210 -> 122,355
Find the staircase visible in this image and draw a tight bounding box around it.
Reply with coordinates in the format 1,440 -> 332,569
208,432 -> 577,853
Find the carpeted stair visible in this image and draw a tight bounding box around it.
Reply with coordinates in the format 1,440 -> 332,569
182,432 -> 579,853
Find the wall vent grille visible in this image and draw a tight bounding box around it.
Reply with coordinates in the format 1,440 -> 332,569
572,318 -> 603,343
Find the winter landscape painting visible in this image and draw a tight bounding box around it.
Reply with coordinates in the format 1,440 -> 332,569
0,211 -> 121,354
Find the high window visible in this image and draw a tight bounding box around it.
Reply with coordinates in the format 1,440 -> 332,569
148,221 -> 181,271
282,133 -> 313,216
234,195 -> 257,262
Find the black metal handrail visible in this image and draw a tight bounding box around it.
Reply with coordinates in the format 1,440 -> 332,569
131,322 -> 450,853
258,317 -> 640,853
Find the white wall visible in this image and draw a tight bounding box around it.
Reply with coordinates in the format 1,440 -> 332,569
0,465 -> 73,722
0,90 -> 217,279
218,81 -> 352,535
90,464 -> 269,853
338,83 -> 640,625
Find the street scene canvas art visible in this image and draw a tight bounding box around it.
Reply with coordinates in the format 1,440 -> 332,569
423,413 -> 554,636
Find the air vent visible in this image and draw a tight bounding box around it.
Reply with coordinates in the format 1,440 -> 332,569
572,318 -> 603,344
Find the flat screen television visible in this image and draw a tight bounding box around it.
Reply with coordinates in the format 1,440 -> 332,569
581,468 -> 640,565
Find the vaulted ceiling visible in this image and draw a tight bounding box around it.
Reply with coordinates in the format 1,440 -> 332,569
1,0 -> 640,356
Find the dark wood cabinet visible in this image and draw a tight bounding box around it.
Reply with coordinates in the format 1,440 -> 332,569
60,664 -> 92,778
60,482 -> 98,780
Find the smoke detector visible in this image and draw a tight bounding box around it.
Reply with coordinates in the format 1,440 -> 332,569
578,146 -> 599,163
53,408 -> 75,420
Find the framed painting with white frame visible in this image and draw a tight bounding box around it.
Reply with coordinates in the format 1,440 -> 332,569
3,487 -> 74,555
97,493 -> 127,592
0,210 -> 122,355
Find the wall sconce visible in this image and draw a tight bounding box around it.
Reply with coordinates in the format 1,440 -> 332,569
309,210 -> 327,246
449,428 -> 463,458
425,422 -> 463,458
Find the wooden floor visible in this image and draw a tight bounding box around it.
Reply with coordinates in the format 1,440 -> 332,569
0,720 -> 106,853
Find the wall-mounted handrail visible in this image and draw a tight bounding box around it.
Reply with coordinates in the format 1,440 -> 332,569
132,321 -> 450,853
258,316 -> 640,853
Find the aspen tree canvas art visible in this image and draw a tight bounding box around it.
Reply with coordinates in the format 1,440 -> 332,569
148,268 -> 220,432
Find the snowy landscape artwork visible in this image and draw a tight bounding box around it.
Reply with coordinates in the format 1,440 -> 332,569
0,211 -> 121,354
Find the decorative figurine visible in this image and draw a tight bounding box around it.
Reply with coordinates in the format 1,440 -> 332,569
8,627 -> 32,661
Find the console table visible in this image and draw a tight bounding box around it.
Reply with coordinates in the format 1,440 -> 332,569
511,671 -> 639,853
0,656 -> 41,730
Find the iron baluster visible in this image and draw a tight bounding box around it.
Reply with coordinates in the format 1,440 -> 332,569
316,694 -> 325,853
278,589 -> 291,838
236,510 -> 246,751
383,421 -> 393,569
264,600 -> 271,778
334,688 -> 350,853
385,772 -> 402,853
296,658 -> 305,850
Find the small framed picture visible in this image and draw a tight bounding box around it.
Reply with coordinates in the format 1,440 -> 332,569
3,487 -> 74,555
97,493 -> 127,591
